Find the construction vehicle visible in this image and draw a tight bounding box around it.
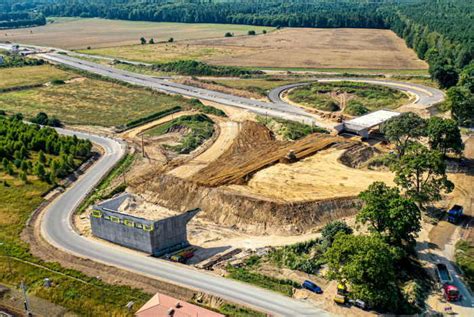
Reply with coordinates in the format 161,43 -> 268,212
337,283 -> 348,295
333,294 -> 346,305
447,205 -> 463,224
170,248 -> 195,263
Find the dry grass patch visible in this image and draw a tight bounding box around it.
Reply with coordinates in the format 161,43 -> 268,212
4,17 -> 272,49
83,44 -> 233,64
79,28 -> 427,71
0,78 -> 188,126
196,28 -> 428,70
0,65 -> 75,90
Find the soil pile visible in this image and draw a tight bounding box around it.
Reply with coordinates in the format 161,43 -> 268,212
191,121 -> 346,186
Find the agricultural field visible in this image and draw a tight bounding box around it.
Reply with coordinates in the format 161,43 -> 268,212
82,28 -> 428,71
287,81 -> 410,114
0,65 -> 76,90
3,17 -> 271,50
0,77 -> 192,126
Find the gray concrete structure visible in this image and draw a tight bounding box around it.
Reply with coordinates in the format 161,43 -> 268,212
90,194 -> 199,256
335,109 -> 400,138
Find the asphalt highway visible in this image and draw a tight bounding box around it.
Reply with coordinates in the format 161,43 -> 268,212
41,128 -> 329,317
39,53 -> 321,126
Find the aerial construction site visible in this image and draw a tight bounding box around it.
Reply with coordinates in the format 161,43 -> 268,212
0,5 -> 472,316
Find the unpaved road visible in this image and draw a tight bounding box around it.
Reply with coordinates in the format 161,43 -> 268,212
168,119 -> 240,178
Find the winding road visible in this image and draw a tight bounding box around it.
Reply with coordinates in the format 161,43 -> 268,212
42,129 -> 329,316
268,79 -> 445,110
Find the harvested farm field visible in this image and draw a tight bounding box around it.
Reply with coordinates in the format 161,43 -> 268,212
83,28 -> 428,70
3,17 -> 271,50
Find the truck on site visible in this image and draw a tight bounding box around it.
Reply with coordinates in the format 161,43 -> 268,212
436,263 -> 460,302
447,205 -> 463,224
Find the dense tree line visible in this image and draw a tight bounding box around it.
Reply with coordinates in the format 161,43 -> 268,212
0,53 -> 45,68
40,0 -> 389,28
0,0 -> 46,29
380,0 -> 473,89
0,114 -> 92,184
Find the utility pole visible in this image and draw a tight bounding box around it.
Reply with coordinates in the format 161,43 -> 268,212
141,134 -> 145,158
21,281 -> 32,317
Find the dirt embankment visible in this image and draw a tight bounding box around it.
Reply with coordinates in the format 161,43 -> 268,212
132,174 -> 360,235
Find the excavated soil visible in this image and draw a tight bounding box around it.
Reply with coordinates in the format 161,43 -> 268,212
132,174 -> 360,235
190,121 -> 347,186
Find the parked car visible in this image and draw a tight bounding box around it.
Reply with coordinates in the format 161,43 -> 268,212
302,280 -> 323,294
447,205 -> 463,224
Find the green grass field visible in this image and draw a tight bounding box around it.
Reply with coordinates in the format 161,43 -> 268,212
0,65 -> 76,90
288,81 -> 409,113
0,160 -> 150,316
145,114 -> 215,154
0,78 -> 193,126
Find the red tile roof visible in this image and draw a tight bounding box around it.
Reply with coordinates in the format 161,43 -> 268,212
136,293 -> 225,317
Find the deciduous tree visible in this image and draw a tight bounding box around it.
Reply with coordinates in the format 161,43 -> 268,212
325,233 -> 399,311
426,117 -> 464,156
358,182 -> 421,250
381,112 -> 426,157
390,142 -> 453,208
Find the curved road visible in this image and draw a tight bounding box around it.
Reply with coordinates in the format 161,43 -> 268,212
20,44 -> 444,316
268,79 -> 445,110
42,128 -> 329,316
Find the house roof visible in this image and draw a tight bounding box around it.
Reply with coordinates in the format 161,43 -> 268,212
136,293 -> 224,317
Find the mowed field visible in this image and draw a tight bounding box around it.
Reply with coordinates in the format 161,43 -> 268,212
0,66 -> 190,126
0,65 -> 76,90
83,28 -> 428,70
2,17 -> 271,49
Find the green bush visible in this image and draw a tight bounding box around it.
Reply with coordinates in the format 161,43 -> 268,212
455,240 -> 474,290
50,79 -> 66,85
151,114 -> 215,154
122,106 -> 181,130
227,266 -> 299,296
151,60 -> 260,77
345,101 -> 369,116
268,239 -> 324,274
257,116 -> 328,140
188,99 -> 227,117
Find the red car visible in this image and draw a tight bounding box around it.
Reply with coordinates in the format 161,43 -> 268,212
443,284 -> 460,302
